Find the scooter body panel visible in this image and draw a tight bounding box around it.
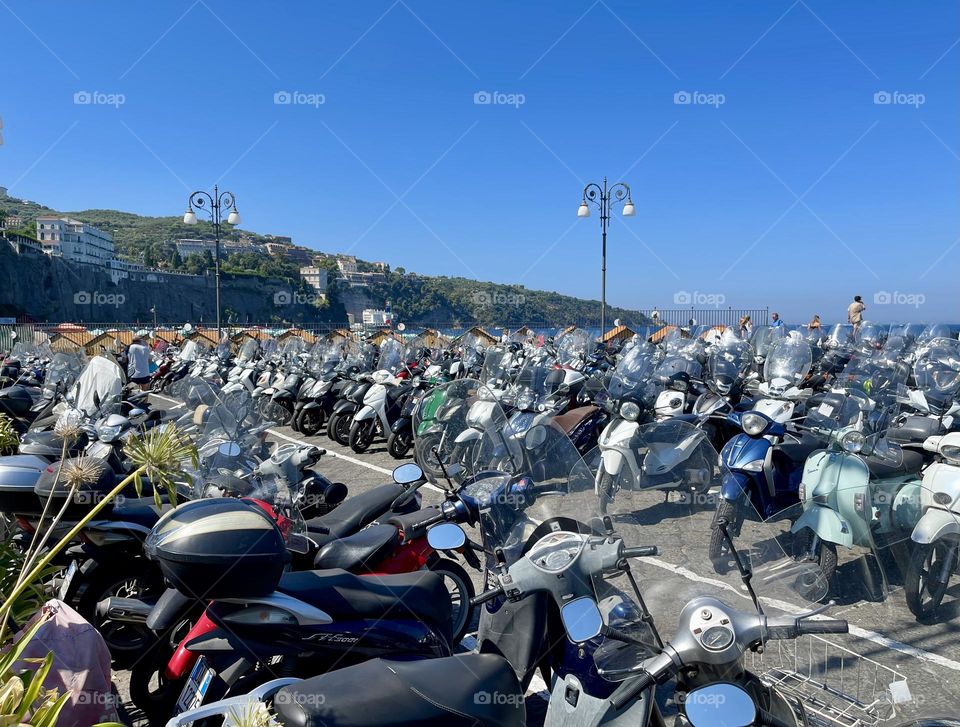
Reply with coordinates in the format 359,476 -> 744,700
791,504 -> 855,548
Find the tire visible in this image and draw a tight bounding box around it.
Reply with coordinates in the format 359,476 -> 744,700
428,559 -> 475,646
387,429 -> 412,459
128,638 -> 185,726
905,540 -> 957,620
791,528 -> 838,602
76,566 -> 157,667
328,411 -> 352,446
349,419 -> 375,453
708,497 -> 741,570
299,408 -> 324,436
415,432 -> 445,478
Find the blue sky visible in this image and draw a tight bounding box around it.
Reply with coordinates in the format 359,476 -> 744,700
1,1 -> 957,323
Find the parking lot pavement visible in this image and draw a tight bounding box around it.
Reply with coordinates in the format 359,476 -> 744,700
114,393 -> 960,724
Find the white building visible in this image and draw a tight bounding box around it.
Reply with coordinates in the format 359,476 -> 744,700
300,266 -> 328,293
107,258 -> 146,284
35,216 -> 115,267
362,308 -> 390,327
175,238 -> 261,258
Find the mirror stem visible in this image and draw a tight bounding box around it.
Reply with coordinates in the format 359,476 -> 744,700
621,563 -> 664,649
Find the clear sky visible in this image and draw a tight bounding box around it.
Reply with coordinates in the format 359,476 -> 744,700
1,1 -> 957,323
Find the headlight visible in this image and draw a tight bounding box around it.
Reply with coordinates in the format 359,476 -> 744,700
741,412 -> 768,437
741,459 -> 764,472
97,424 -> 122,443
620,401 -> 641,421
940,444 -> 960,464
841,430 -> 865,454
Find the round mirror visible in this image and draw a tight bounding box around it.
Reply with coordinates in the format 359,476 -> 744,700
426,522 -> 466,551
560,596 -> 603,643
392,462 -> 424,485
525,424 -> 547,451
218,441 -> 241,457
684,683 -> 757,727
128,407 -> 146,419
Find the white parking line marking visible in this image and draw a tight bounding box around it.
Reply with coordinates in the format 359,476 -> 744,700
644,556 -> 960,673
152,393 -> 185,409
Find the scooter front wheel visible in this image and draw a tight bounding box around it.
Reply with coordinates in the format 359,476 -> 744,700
905,540 -> 957,620
387,429 -> 413,459
327,411 -> 351,445
791,528 -> 837,602
349,419 -> 376,453
299,408 -> 325,436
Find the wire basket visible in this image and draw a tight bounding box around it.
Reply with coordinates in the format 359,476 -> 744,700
750,634 -> 907,727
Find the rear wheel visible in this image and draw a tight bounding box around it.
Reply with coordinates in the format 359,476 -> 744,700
791,528 -> 838,602
905,540 -> 957,620
128,639 -> 186,726
299,408 -> 324,436
349,419 -> 376,453
76,566 -> 156,667
387,429 -> 413,459
428,559 -> 475,646
327,411 -> 352,445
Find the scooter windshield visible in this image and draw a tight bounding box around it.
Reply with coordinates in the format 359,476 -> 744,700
556,328 -> 592,368
913,338 -> 960,400
237,339 -> 259,362
763,336 -> 813,385
608,343 -> 657,400
376,337 -> 403,374
707,337 -> 752,394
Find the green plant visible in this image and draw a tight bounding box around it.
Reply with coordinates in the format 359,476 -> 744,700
0,415 -> 18,456
0,539 -> 55,627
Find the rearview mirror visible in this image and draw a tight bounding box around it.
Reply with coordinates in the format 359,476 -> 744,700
560,597 -> 602,643
218,441 -> 241,458
684,683 -> 756,727
426,523 -> 466,551
393,462 -> 424,485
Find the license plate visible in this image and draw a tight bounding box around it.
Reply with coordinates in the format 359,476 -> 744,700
175,657 -> 213,715
58,562 -> 77,600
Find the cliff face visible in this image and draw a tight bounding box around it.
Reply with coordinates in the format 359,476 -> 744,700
0,241 -> 342,324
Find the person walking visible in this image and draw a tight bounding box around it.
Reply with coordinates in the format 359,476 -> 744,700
127,336 -> 151,390
738,315 -> 753,338
847,296 -> 865,336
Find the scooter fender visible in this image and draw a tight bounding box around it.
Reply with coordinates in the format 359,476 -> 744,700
791,506 -> 854,548
600,449 -> 626,477
301,401 -> 322,411
599,419 -> 638,448
454,428 -> 482,444
911,508 -> 960,545
353,405 -> 377,422
391,416 -> 411,434
331,399 -> 356,416
720,471 -> 752,502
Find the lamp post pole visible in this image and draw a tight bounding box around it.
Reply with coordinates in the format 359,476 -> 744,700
183,186 -> 240,338
578,178 -> 635,338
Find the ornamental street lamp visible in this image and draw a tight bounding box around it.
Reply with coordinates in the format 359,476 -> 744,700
183,185 -> 240,337
577,177 -> 634,337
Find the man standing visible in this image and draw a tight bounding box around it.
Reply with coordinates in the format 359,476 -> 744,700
847,295 -> 866,336
770,312 -> 784,328
127,336 -> 151,390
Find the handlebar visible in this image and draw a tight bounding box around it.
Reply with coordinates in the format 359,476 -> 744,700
609,672 -> 656,710
621,545 -> 659,559
798,619 -> 848,635
470,586 -> 505,607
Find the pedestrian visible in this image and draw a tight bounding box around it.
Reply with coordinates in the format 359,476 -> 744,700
127,336 -> 151,390
738,315 -> 753,338
847,295 -> 865,336
807,315 -> 822,332
770,312 -> 784,329
651,307 -> 660,324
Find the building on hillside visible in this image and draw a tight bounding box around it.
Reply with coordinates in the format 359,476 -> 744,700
35,216 -> 114,267
107,258 -> 146,284
336,255 -> 358,275
1,214 -> 23,230
285,247 -> 314,265
300,266 -> 328,294
362,308 -> 391,328
175,238 -> 261,258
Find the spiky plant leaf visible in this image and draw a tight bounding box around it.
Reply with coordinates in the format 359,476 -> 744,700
0,541 -> 54,627
0,416 -> 18,457
60,457 -> 106,490
123,424 -> 198,507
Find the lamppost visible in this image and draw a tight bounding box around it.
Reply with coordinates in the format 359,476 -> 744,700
577,177 -> 635,337
183,185 -> 240,338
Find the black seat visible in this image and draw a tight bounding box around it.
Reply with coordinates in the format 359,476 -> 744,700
110,498 -> 165,528
277,569 -> 451,639
313,523 -> 398,571
866,448 -> 926,478
773,433 -> 824,468
306,483 -> 405,542
273,653 -> 524,727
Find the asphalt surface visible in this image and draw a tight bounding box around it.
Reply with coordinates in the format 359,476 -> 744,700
110,392 -> 960,725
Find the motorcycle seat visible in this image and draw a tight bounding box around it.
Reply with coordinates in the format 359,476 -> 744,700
313,523 -> 398,571
773,433 -> 824,467
553,405 -> 597,434
866,448 -> 925,478
276,569 -> 451,637
306,482 -> 405,542
110,498 -> 166,527
273,653 -> 524,727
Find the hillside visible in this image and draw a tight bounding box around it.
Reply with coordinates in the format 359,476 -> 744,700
1,190 -> 648,326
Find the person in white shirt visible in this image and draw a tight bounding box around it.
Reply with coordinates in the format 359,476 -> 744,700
127,337 -> 151,390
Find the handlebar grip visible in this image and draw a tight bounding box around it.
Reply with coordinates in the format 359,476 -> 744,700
469,586 -> 504,607
622,546 -> 659,559
414,511 -> 445,530
609,672 -> 655,711
799,619 -> 848,635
